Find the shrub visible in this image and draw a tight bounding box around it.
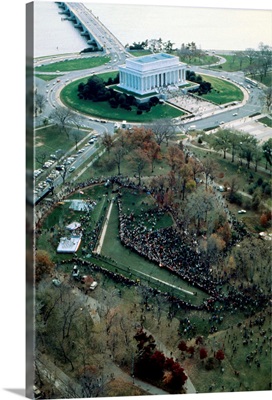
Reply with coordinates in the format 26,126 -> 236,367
260,214 -> 268,227
228,191 -> 243,205
263,183 -> 271,196
205,357 -> 215,370
242,198 -> 251,210
215,349 -> 225,362
199,348 -> 208,360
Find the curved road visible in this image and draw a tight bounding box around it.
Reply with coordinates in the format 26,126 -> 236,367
33,6 -> 268,199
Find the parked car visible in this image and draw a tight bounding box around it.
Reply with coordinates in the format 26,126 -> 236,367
52,279 -> 61,287
90,281 -> 98,290
69,166 -> 76,173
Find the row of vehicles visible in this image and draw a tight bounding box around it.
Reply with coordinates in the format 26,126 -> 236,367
34,134 -> 99,196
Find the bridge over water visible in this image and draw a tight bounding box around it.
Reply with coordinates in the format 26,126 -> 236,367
56,2 -> 107,50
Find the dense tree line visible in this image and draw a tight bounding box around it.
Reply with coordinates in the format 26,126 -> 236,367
134,329 -> 187,392
78,75 -> 161,113
186,70 -> 212,95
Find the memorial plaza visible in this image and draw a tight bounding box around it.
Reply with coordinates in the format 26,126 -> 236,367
118,53 -> 187,96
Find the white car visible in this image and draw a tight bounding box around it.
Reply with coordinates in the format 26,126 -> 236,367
90,281 -> 98,290
69,166 -> 76,173
238,210 -> 247,214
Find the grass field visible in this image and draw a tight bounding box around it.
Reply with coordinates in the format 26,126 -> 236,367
183,307 -> 272,393
212,54 -> 251,72
258,116 -> 272,128
34,125 -> 92,169
35,55 -> 111,72
128,50 -> 152,57
251,71 -> 272,87
35,74 -> 65,81
60,75 -> 184,122
199,74 -> 244,104
37,184 -> 109,261
178,53 -> 218,66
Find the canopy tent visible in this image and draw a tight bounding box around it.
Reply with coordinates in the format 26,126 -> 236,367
66,222 -> 81,231
69,200 -> 92,212
57,236 -> 81,253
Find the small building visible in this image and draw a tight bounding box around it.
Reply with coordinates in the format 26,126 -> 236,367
57,236 -> 81,253
69,200 -> 91,212
118,52 -> 187,96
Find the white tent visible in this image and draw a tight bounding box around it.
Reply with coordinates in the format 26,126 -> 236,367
69,200 -> 90,212
66,222 -> 81,231
57,236 -> 81,253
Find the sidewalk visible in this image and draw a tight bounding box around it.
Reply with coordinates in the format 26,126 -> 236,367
105,361 -> 170,396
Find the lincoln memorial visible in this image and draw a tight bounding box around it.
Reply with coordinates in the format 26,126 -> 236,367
118,53 -> 187,96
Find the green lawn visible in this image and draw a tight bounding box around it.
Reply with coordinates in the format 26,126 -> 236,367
34,125 -> 91,168
35,74 -> 65,81
128,50 -> 152,57
199,74 -> 244,104
212,54 -> 251,72
37,185 -> 110,261
251,71 -> 272,87
35,55 -> 111,72
258,116 -> 272,128
177,53 -> 218,67
60,75 -> 184,122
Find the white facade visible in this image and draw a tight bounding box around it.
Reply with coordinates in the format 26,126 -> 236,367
118,53 -> 187,96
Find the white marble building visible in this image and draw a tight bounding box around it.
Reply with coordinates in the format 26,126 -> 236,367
118,53 -> 187,96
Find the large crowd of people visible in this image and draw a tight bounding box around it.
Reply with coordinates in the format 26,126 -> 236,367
35,175 -> 270,316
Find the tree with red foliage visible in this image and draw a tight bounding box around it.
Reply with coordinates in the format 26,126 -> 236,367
164,357 -> 175,370
149,350 -> 165,379
199,347 -> 208,360
168,361 -> 188,391
195,336 -> 204,346
145,140 -> 161,173
178,340 -> 188,353
163,357 -> 188,391
215,349 -> 225,362
187,346 -> 195,357
35,250 -> 54,284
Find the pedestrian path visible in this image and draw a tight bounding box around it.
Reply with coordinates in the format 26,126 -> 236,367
95,199 -> 114,254
105,361 -> 170,395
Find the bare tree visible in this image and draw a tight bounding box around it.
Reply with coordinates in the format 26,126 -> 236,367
112,143 -> 126,175
148,118 -> 176,146
166,145 -> 184,173
101,133 -> 114,155
71,131 -> 81,151
35,151 -> 48,167
127,148 -> 150,185
50,106 -> 74,138
202,157 -> 217,190
35,93 -> 46,116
